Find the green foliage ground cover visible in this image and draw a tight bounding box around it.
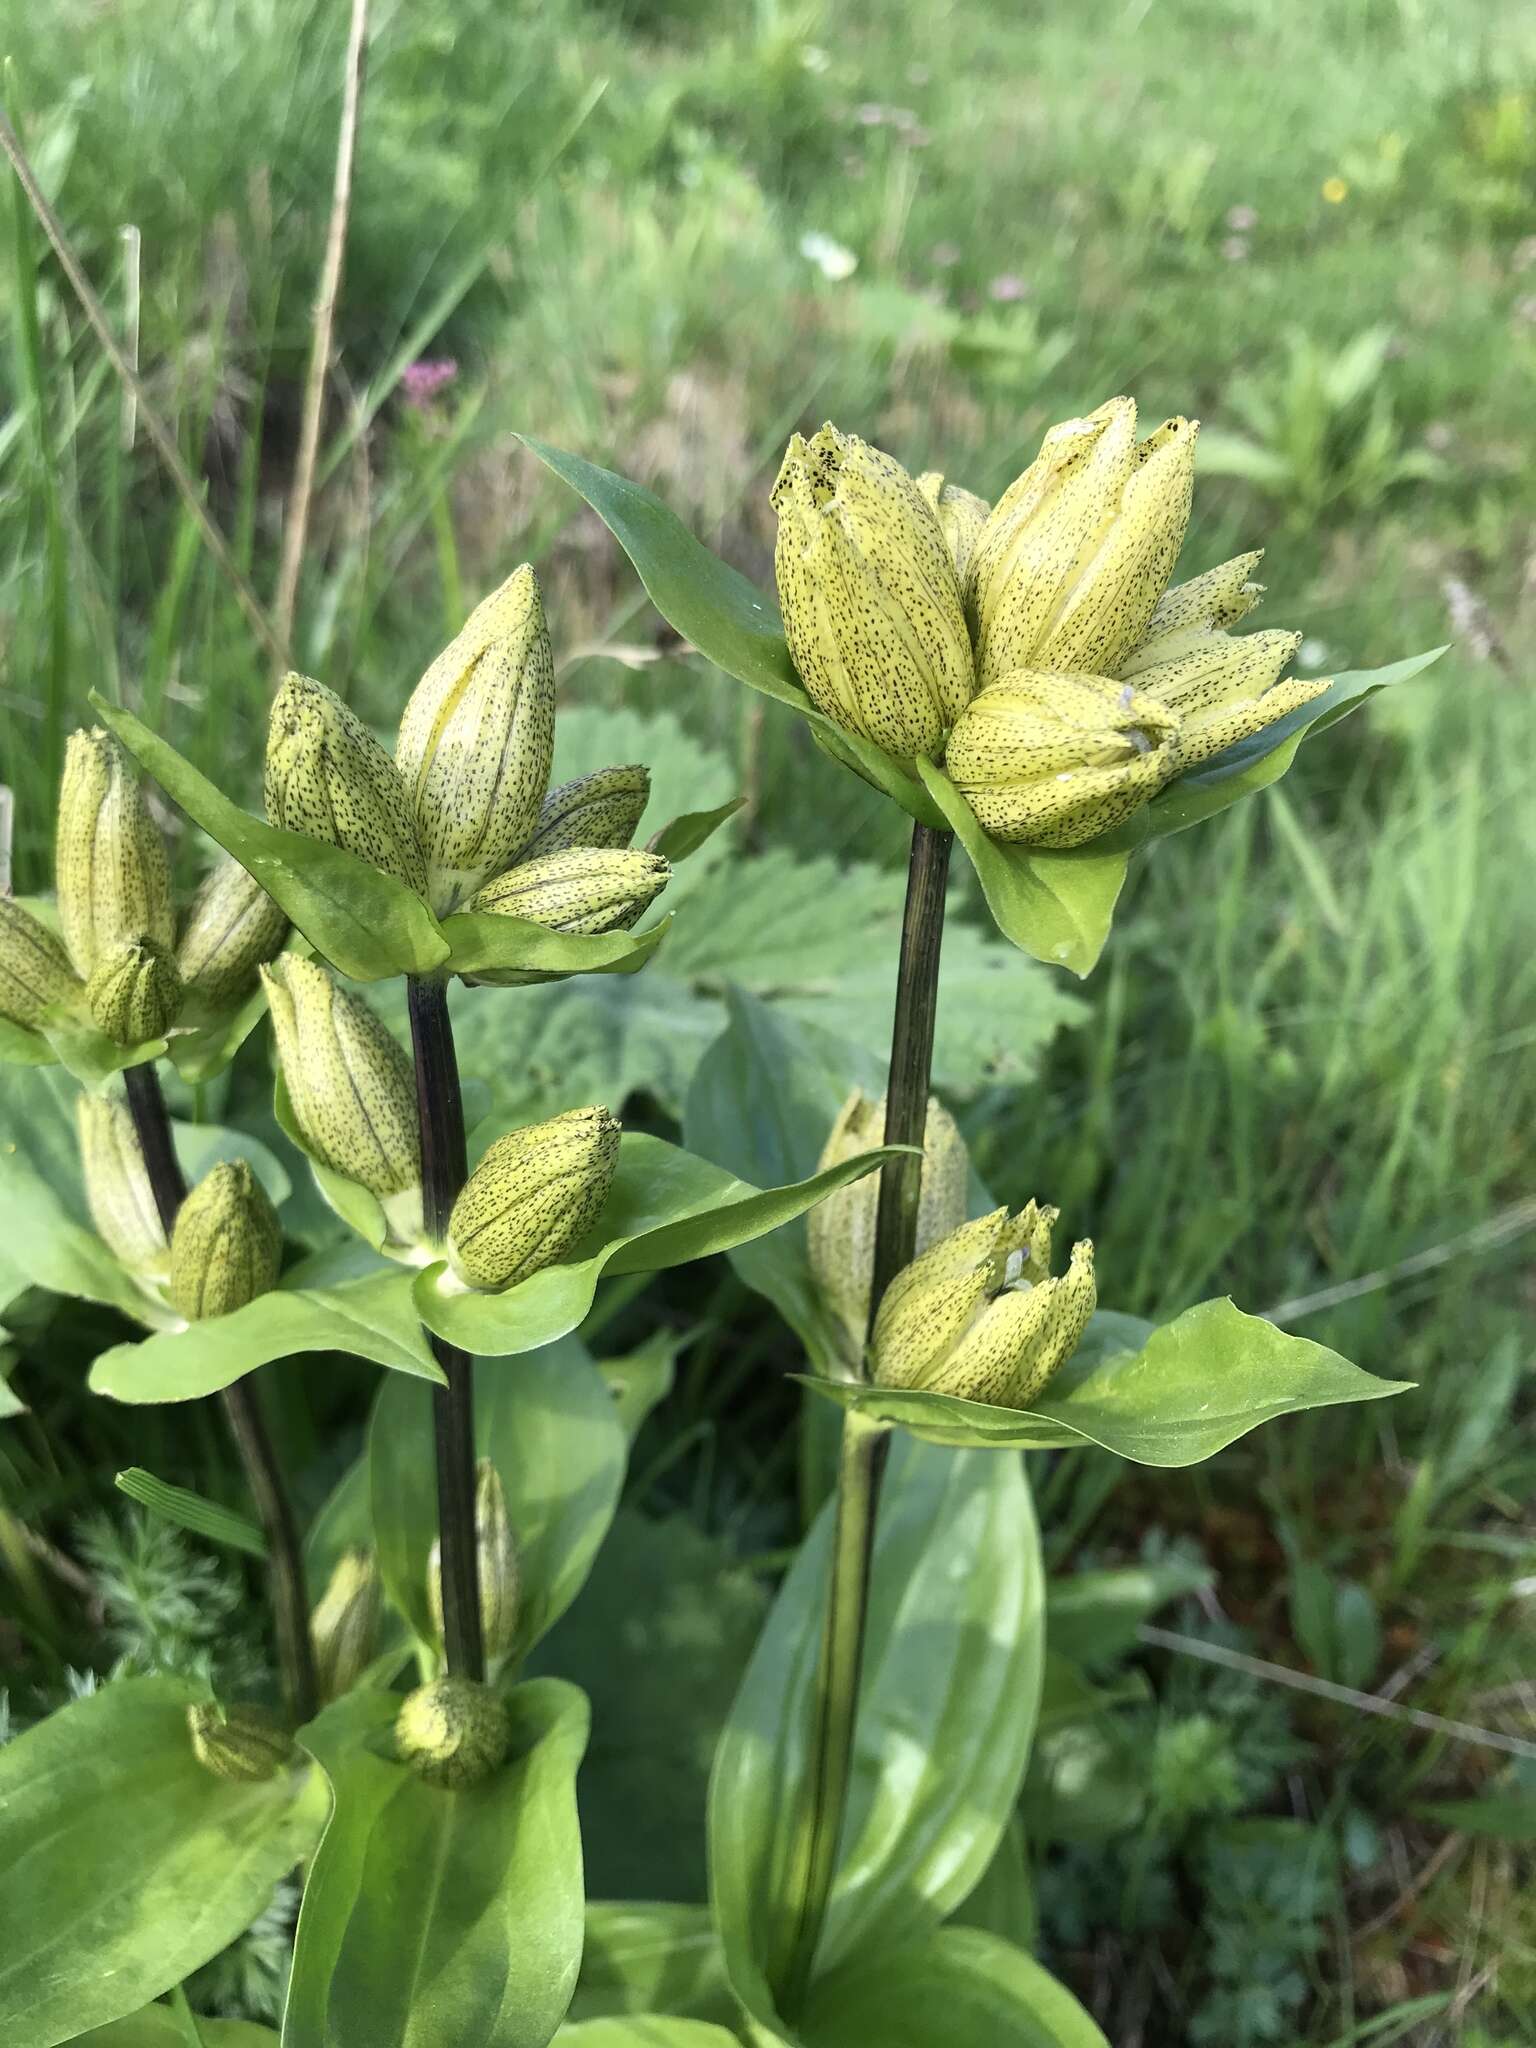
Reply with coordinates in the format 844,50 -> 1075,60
2,0 -> 1534,2038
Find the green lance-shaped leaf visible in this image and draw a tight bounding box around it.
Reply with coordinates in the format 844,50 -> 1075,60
797,1296 -> 1409,1461
0,1675 -> 325,2048
68,2006 -> 279,2046
709,1436 -> 1044,2037
286,1681 -> 588,2048
798,1926 -> 1109,2048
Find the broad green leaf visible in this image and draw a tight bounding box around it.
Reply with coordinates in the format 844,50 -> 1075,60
796,1298 -> 1408,1464
648,796 -> 747,863
89,696 -> 450,982
0,1676 -> 326,2048
114,1467 -> 267,1558
165,982 -> 272,1086
1045,1559 -> 1212,1666
520,440 -> 944,829
596,1328 -> 684,1443
949,1812 -> 1036,1950
38,1016 -> 168,1088
76,2010 -> 279,2046
800,1927 -> 1108,2048
440,908 -> 672,982
370,1334 -> 626,1659
0,1012 -> 57,1064
570,1904 -> 737,2028
414,1132 -> 902,1358
1145,648 -> 1447,838
90,1268 -> 439,1404
286,1681 -> 588,2048
916,759 -> 1133,979
557,2024 -> 740,2047
709,1437 -> 1043,2033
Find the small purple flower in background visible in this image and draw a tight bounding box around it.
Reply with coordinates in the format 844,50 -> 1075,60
1225,203 -> 1258,232
400,358 -> 458,408
987,273 -> 1029,303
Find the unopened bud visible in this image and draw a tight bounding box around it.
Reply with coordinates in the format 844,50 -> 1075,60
395,566 -> 556,911
169,1160 -> 282,1321
808,1090 -> 968,1363
265,673 -> 429,897
55,728 -> 175,977
944,671 -> 1182,848
0,897 -> 80,1027
395,1676 -> 511,1789
187,1700 -> 295,1782
310,1547 -> 382,1702
971,400 -> 1198,689
773,423 -> 974,761
516,763 -> 650,863
917,471 -> 990,603
261,956 -> 421,1199
84,935 -> 184,1044
77,1094 -> 169,1277
176,857 -> 290,1007
872,1201 -> 1095,1409
448,1106 -> 620,1292
428,1460 -> 520,1672
469,847 -> 670,937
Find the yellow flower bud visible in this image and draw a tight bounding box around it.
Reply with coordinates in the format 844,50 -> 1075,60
1115,553 -> 1330,770
873,1201 -> 1095,1409
176,857 -> 289,1008
469,847 -> 671,937
310,1546 -> 382,1702
971,399 -> 1198,689
265,673 -> 428,897
516,763 -> 650,863
187,1701 -> 295,1782
55,727 -> 175,977
427,1459 -> 520,1673
395,1675 -> 511,1789
0,897 -> 80,1028
944,671 -> 1182,848
916,471 -> 990,604
84,935 -> 184,1044
395,566 -> 556,912
772,423 -> 975,760
807,1089 -> 969,1363
168,1160 -> 282,1321
260,956 -> 421,1200
448,1106 -> 620,1292
77,1094 -> 169,1277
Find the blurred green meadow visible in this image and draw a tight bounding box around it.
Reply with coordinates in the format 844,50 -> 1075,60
3,0 -> 1535,2039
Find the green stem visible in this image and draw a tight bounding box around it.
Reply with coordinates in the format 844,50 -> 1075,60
122,1060 -> 318,1724
774,821 -> 953,2017
405,973 -> 484,1681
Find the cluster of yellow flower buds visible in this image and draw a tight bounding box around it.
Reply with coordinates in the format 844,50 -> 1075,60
0,727 -> 289,1045
262,565 -> 671,938
871,1200 -> 1096,1410
772,400 -> 1330,848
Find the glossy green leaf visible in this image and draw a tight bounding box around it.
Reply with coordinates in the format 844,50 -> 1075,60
0,1011 -> 57,1065
89,695 -> 450,982
441,908 -> 672,982
800,1928 -> 1108,2048
1145,648 -> 1446,838
414,1132 -> 901,1358
90,1268 -> 439,1404
949,1812 -> 1036,1951
38,1016 -> 168,1088
556,2023 -> 740,2047
75,2009 -> 279,2046
796,1298 -> 1407,1463
647,796 -> 747,863
570,1904 -> 737,2028
596,1328 -> 685,1443
0,1676 -> 326,2048
915,758 -> 1133,979
114,1467 -> 267,1557
370,1334 -> 626,1658
709,1437 -> 1043,2033
286,1681 -> 588,2048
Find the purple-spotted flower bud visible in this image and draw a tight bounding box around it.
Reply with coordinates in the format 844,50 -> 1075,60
187,1701 -> 295,1782
447,1106 -> 620,1291
917,471 -> 990,605
469,847 -> 670,937
515,763 -> 650,863
0,897 -> 80,1028
77,1094 -> 169,1278
55,728 -> 175,977
176,857 -> 289,1008
395,1676 -> 511,1789
310,1547 -> 382,1702
428,1460 -> 520,1673
265,673 -> 429,896
84,935 -> 184,1044
168,1160 -> 282,1321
